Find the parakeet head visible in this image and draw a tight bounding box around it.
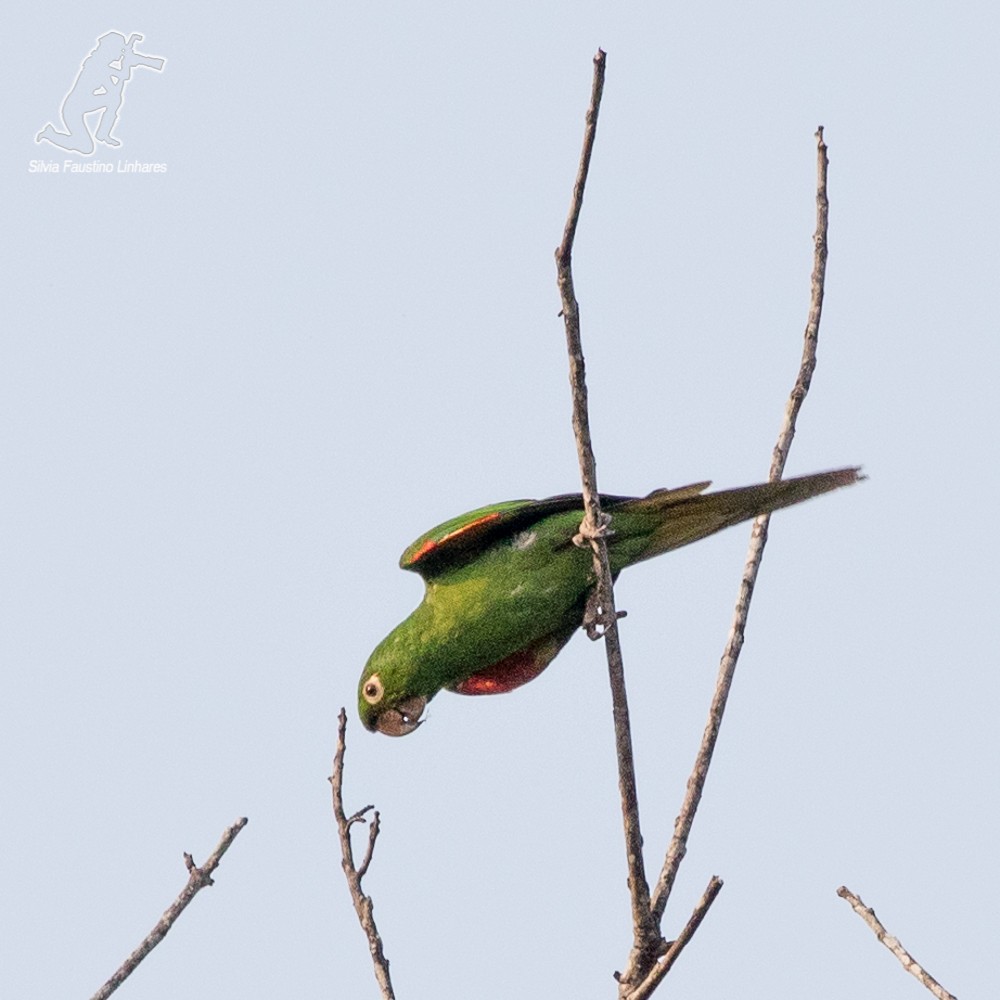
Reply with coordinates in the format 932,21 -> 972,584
358,638 -> 431,736
359,680 -> 426,736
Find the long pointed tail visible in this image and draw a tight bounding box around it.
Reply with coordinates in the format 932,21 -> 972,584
613,467 -> 861,567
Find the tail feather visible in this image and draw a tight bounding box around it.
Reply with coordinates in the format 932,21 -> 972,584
616,466 -> 861,566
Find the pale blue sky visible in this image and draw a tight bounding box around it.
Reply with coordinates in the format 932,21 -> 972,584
4,3 -> 997,998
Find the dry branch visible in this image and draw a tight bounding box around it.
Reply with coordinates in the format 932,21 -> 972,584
837,886 -> 958,1000
331,708 -> 395,1000
554,49 -> 663,977
554,68 -> 840,996
650,127 -> 832,923
90,817 -> 249,1000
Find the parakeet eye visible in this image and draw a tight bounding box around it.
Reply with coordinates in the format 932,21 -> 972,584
362,675 -> 384,705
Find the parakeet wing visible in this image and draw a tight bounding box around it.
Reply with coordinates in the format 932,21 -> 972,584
400,492 -> 632,579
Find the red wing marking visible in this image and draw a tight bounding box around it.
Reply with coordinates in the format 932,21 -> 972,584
405,512 -> 503,567
406,538 -> 440,564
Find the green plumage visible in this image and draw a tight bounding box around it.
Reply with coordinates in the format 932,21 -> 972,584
358,467 -> 859,735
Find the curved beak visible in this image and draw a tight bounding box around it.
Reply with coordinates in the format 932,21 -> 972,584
373,695 -> 427,737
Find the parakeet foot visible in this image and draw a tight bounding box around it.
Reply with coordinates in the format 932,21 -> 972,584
572,510 -> 614,548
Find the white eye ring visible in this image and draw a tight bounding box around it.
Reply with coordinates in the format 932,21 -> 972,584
362,675 -> 384,705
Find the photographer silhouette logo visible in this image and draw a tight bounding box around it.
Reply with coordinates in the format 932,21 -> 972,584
36,31 -> 165,156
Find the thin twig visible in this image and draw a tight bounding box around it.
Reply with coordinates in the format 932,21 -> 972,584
554,49 -> 662,975
90,817 -> 249,1000
650,127 -> 832,923
331,708 -> 395,1000
628,877 -> 724,1000
769,126 -> 829,479
837,886 -> 958,1000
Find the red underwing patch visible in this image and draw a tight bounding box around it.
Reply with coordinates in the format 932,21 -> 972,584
453,645 -> 550,695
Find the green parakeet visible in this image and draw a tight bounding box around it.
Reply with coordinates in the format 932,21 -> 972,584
358,467 -> 859,735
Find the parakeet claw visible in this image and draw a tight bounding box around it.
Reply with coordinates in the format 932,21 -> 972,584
583,588 -> 627,639
372,695 -> 427,737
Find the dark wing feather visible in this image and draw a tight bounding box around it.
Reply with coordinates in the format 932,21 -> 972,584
400,492 -> 634,579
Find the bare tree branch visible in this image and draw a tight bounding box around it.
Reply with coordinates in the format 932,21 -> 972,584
554,77 -> 847,999
837,886 -> 958,1000
554,49 -> 662,978
90,817 -> 249,1000
331,707 -> 395,1000
650,127 -> 832,924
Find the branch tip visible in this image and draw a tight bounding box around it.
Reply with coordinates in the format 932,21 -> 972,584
837,886 -> 957,1000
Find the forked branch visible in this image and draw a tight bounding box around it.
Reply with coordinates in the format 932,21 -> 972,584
331,708 -> 395,1000
557,57 -> 837,999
